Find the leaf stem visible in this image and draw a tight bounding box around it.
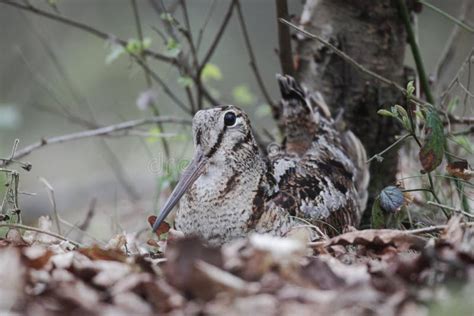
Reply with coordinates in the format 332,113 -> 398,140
367,134 -> 412,163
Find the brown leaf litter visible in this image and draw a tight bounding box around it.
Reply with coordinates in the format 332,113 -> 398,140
1,216 -> 474,315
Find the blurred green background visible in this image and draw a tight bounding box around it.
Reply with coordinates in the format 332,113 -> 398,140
0,0 -> 471,239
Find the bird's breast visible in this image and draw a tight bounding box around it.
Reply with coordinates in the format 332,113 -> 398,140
174,164 -> 262,245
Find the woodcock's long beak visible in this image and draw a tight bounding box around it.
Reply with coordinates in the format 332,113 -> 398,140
152,149 -> 207,232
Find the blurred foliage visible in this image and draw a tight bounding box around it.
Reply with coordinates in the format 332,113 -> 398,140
201,63 -> 222,82
232,84 -> 255,106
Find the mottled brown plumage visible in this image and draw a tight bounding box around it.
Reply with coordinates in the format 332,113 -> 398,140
153,75 -> 369,245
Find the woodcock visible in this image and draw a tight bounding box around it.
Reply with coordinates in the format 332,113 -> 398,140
153,75 -> 369,245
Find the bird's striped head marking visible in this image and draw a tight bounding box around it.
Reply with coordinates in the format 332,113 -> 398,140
152,105 -> 257,232
193,105 -> 254,159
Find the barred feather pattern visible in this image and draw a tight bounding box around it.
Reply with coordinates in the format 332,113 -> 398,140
172,75 -> 369,245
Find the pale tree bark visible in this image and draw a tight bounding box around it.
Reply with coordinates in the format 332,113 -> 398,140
294,0 -> 408,224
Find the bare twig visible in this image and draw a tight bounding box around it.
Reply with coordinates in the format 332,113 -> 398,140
38,177 -> 61,235
195,0 -> 236,110
2,0 -> 193,117
199,0 -> 236,72
366,134 -> 412,163
451,126 -> 474,136
196,0 -> 218,52
78,198 -> 97,232
0,0 -> 175,64
178,0 -> 199,113
279,18 -> 442,115
433,0 -> 472,83
447,113 -> 474,125
275,0 -> 294,76
0,223 -> 82,247
419,0 -> 474,34
440,48 -> 474,105
0,116 -> 191,166
236,0 -> 275,109
59,217 -> 104,245
131,0 -> 172,158
427,201 -> 474,218
132,56 -> 192,114
279,19 -> 407,93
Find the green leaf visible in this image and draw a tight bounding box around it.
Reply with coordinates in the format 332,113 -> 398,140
394,104 -> 408,120
177,76 -> 194,88
160,12 -> 174,23
419,110 -> 445,172
414,109 -> 425,124
407,80 -> 415,97
377,109 -> 397,118
201,63 -> 222,82
165,38 -> 181,57
232,85 -> 255,106
126,38 -> 142,55
146,127 -> 161,144
394,104 -> 411,130
124,38 -> 152,56
371,197 -> 385,229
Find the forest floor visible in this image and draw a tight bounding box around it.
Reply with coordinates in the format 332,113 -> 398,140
1,215 -> 474,315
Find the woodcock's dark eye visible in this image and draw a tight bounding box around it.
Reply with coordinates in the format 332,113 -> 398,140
224,111 -> 237,126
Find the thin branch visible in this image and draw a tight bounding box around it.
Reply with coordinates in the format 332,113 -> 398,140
448,113 -> 474,125
179,0 -> 199,113
0,223 -> 82,247
132,56 -> 192,114
180,0 -> 198,70
427,201 -> 474,218
131,0 -> 172,158
419,0 -> 474,33
366,134 -> 412,163
279,19 -> 417,101
433,0 -> 472,83
199,0 -> 236,72
38,177 -> 61,235
0,0 -> 175,64
195,0 -> 236,110
78,198 -> 97,232
236,0 -> 275,109
451,126 -> 474,136
59,217 -> 104,245
275,0 -> 294,76
0,116 -> 191,166
196,0 -> 218,52
440,48 -> 474,105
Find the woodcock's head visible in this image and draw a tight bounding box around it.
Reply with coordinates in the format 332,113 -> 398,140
152,105 -> 258,232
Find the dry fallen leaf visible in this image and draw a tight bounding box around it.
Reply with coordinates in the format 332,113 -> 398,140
147,215 -> 171,236
322,229 -> 427,251
446,160 -> 473,180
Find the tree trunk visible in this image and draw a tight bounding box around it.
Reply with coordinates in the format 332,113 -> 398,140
294,0 -> 407,225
